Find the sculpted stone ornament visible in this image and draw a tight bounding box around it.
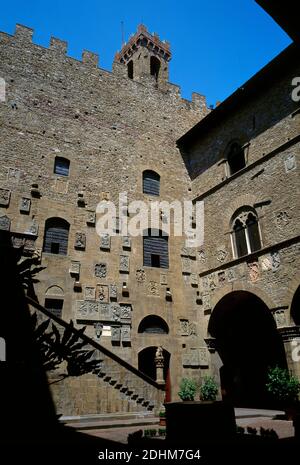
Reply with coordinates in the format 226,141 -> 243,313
271,251 -> 281,271
248,261 -> 259,282
0,188 -> 11,207
100,234 -> 110,250
85,286 -> 96,300
95,263 -> 107,278
120,255 -> 129,273
122,236 -> 131,249
260,255 -> 272,271
86,211 -> 96,225
155,346 -> 165,384
69,260 -> 81,276
109,284 -> 117,299
275,211 -> 291,229
27,220 -> 39,236
121,325 -> 131,342
148,281 -> 159,296
181,257 -> 191,274
189,322 -> 197,336
77,300 -> 99,318
180,319 -> 189,336
97,284 -> 109,303
111,326 -> 121,342
75,232 -> 86,250
227,268 -> 236,282
199,348 -> 209,367
94,322 -> 103,339
203,294 -> 211,311
274,310 -> 286,328
120,305 -> 131,322
111,303 -> 121,322
218,271 -> 226,284
0,215 -> 11,231
20,197 -> 31,213
136,269 -> 146,284
216,248 -> 227,262
284,154 -> 296,173
198,249 -> 206,262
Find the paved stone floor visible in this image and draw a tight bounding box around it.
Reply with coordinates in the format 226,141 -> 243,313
71,408 -> 294,444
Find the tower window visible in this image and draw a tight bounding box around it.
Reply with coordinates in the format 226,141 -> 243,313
143,229 -> 168,268
150,56 -> 161,81
127,60 -> 133,79
226,142 -> 246,175
43,217 -> 70,256
54,157 -> 70,176
143,170 -> 160,196
231,208 -> 262,258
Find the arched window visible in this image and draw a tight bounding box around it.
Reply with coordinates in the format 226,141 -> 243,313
43,218 -> 70,255
127,60 -> 133,79
150,56 -> 161,81
143,229 -> 168,268
231,208 -> 262,258
143,170 -> 160,196
138,315 -> 169,334
226,142 -> 246,175
54,156 -> 70,176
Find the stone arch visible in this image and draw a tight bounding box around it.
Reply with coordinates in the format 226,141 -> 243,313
208,289 -> 287,406
45,285 -> 64,297
222,195 -> 258,232
209,282 -> 277,325
138,345 -> 170,382
138,315 -> 169,334
283,276 -> 300,323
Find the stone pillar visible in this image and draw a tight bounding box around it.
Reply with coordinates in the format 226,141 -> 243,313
155,346 -> 165,385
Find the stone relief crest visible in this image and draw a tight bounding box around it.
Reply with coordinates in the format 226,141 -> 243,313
271,251 -> 281,271
179,319 -> 189,336
247,261 -> 259,282
84,286 -> 96,300
198,249 -> 206,262
284,154 -> 296,173
136,269 -> 146,283
20,197 -> 31,213
109,284 -> 117,299
75,232 -> 86,250
120,255 -> 129,272
148,281 -> 159,296
216,248 -> 227,262
95,263 -> 107,278
96,284 -> 109,303
274,211 -> 291,229
0,188 -> 10,207
0,215 -> 10,231
100,234 -> 110,250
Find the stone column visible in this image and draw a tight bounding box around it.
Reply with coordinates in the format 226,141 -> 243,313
155,346 -> 165,385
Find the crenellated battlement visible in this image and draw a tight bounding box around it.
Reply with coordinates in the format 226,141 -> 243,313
0,23 -> 207,110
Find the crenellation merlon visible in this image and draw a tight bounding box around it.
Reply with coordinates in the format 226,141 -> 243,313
50,37 -> 68,54
82,50 -> 99,67
15,24 -> 34,42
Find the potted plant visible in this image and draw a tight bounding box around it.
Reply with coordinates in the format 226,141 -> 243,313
158,410 -> 166,426
266,366 -> 300,419
178,377 -> 197,401
199,376 -> 219,402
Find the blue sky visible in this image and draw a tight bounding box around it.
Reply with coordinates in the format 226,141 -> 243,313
0,0 -> 291,106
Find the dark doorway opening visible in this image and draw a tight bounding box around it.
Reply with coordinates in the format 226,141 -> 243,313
291,285 -> 300,325
150,56 -> 161,81
138,346 -> 170,382
208,291 -> 287,407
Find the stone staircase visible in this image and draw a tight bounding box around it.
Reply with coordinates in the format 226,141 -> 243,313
27,296 -> 165,417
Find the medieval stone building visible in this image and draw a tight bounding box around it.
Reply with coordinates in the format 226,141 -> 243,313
0,23 -> 299,415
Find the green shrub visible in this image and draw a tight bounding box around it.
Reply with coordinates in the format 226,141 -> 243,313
159,410 -> 166,417
178,378 -> 197,401
158,428 -> 166,436
199,376 -> 219,401
266,366 -> 300,404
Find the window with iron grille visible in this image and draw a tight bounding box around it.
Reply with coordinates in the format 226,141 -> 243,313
143,229 -> 168,268
142,170 -> 160,196
43,218 -> 70,255
44,298 -> 63,319
54,157 -> 70,176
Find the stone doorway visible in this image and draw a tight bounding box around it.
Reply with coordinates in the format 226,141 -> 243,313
138,346 -> 170,384
208,291 -> 287,407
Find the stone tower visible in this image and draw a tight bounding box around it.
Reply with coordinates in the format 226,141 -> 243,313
115,24 -> 171,85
